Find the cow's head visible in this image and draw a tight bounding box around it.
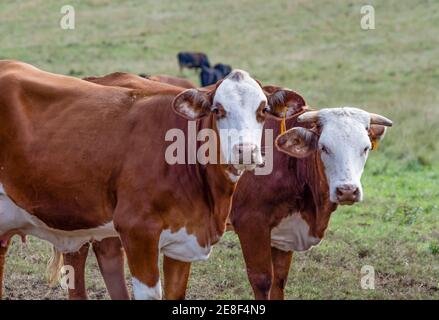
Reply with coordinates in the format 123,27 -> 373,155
275,107 -> 392,205
172,70 -> 306,172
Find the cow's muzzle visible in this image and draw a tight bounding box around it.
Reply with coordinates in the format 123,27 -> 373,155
335,184 -> 361,205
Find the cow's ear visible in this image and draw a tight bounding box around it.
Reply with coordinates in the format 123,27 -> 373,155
368,125 -> 387,151
275,127 -> 318,158
263,86 -> 308,120
172,89 -> 212,120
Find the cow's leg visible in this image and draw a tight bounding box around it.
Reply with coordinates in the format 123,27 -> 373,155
163,255 -> 191,300
234,217 -> 273,300
119,232 -> 161,300
269,247 -> 293,300
0,242 -> 9,299
63,243 -> 90,300
115,210 -> 162,300
92,237 -> 129,300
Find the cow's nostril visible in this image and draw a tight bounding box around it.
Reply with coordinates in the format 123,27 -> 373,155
353,188 -> 360,196
336,187 -> 344,197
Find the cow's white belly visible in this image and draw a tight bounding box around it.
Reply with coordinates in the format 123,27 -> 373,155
0,185 -> 212,259
0,188 -> 118,253
271,212 -> 322,252
159,228 -> 212,262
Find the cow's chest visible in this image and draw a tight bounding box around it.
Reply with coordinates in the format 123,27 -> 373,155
159,228 -> 213,262
270,212 -> 322,252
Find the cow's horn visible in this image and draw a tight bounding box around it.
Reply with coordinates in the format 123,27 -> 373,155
297,110 -> 319,123
369,113 -> 393,127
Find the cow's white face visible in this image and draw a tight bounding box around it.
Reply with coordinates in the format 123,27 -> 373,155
275,107 -> 392,205
172,71 -> 308,174
213,70 -> 266,170
317,108 -> 372,204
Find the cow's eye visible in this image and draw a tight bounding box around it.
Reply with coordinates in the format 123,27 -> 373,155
363,146 -> 370,154
263,106 -> 270,113
320,145 -> 330,154
212,104 -> 225,117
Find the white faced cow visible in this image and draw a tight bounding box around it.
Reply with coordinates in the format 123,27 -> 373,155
230,107 -> 392,299
0,62 -> 307,300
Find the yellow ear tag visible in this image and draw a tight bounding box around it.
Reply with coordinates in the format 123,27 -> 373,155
280,106 -> 287,134
371,140 -> 379,151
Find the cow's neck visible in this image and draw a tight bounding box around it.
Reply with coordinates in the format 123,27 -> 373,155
280,118 -> 337,239
310,152 -> 337,237
193,114 -> 238,240
202,164 -> 237,238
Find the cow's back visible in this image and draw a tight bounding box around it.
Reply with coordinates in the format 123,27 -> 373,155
0,61 -> 145,228
149,75 -> 196,89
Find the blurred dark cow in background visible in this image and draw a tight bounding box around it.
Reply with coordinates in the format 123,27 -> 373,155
213,63 -> 232,77
200,63 -> 232,87
177,52 -> 210,71
138,73 -> 196,89
200,66 -> 222,87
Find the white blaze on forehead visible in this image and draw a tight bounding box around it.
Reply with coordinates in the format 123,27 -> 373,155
318,107 -> 370,128
214,70 -> 266,110
213,70 -> 266,164
317,107 -> 373,203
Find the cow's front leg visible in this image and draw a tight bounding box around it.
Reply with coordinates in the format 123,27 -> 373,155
92,237 -> 129,300
270,247 -> 293,300
0,241 -> 9,299
63,243 -> 90,300
115,214 -> 162,300
234,216 -> 273,300
163,255 -> 191,300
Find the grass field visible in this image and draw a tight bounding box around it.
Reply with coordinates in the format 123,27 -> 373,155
0,0 -> 438,299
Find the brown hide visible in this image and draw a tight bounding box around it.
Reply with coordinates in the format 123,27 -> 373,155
0,61 -> 233,247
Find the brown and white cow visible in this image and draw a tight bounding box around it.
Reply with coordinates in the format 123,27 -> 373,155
230,107 -> 392,299
0,61 -> 306,299
54,72 -> 195,300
